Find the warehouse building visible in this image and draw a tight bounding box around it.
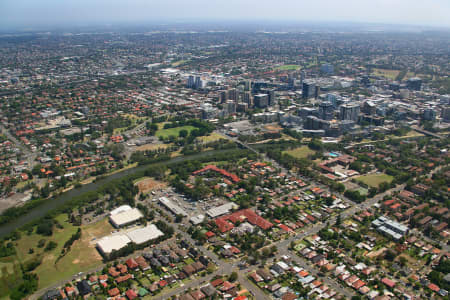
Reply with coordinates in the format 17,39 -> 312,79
206,202 -> 238,218
159,197 -> 187,216
96,234 -> 131,256
109,206 -> 143,228
126,224 -> 164,245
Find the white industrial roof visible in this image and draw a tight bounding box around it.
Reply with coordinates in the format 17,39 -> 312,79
126,224 -> 164,245
109,208 -> 143,227
206,202 -> 238,218
159,197 -> 187,216
110,205 -> 132,215
190,214 -> 205,225
96,234 -> 131,254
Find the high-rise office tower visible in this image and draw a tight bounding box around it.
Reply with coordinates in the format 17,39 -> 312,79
228,88 -> 238,101
187,75 -> 195,88
407,78 -> 422,91
226,100 -> 236,114
302,80 -> 316,99
219,91 -> 227,103
244,80 -> 252,91
243,91 -> 252,106
254,94 -> 269,108
318,101 -> 334,120
268,89 -> 276,106
340,103 -> 360,121
194,76 -> 202,89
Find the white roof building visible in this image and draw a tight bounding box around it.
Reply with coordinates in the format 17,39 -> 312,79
159,197 -> 187,216
190,214 -> 205,225
110,205 -> 132,215
96,234 -> 131,255
126,224 -> 164,245
206,202 -> 238,218
109,207 -> 143,227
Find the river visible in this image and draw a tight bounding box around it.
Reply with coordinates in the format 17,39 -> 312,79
0,149 -> 239,237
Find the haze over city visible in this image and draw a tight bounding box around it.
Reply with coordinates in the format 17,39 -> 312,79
1,0 -> 450,29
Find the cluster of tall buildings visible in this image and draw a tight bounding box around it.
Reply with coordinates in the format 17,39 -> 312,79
218,82 -> 277,111
187,75 -> 204,89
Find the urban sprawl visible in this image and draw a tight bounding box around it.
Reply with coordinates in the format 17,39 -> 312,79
0,24 -> 449,300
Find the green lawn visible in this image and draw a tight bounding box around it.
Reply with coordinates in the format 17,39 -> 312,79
156,126 -> 197,139
0,258 -> 22,298
46,218 -> 112,288
355,187 -> 369,196
276,64 -> 301,71
2,214 -> 111,295
283,146 -> 315,159
356,173 -> 394,188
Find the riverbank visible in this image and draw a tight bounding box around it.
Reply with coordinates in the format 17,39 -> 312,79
0,148 -> 250,238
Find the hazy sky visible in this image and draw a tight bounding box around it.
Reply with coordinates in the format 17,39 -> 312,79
1,0 -> 450,28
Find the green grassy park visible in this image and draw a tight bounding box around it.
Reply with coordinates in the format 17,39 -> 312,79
283,146 -> 315,159
356,173 -> 394,188
156,125 -> 197,139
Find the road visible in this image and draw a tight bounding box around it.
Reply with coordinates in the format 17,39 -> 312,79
31,137 -> 447,300
277,245 -> 355,298
0,123 -> 38,167
172,223 -> 270,300
411,125 -> 445,139
31,180 -> 405,300
268,184 -> 407,298
222,131 -> 355,205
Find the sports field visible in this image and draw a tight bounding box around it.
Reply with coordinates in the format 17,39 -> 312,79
156,125 -> 197,139
356,173 -> 394,188
283,146 -> 315,159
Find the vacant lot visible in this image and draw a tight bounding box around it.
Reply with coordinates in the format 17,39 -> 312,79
196,132 -> 225,143
264,124 -> 283,132
356,173 -> 394,188
283,146 -> 315,159
136,143 -> 171,152
156,125 -> 197,139
135,177 -> 167,194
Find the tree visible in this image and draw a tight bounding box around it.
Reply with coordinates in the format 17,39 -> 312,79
384,249 -> 397,261
179,129 -> 188,138
229,272 -> 238,282
36,220 -> 53,236
336,214 -> 342,226
175,214 -> 184,223
270,245 -> 278,255
45,241 -> 57,252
